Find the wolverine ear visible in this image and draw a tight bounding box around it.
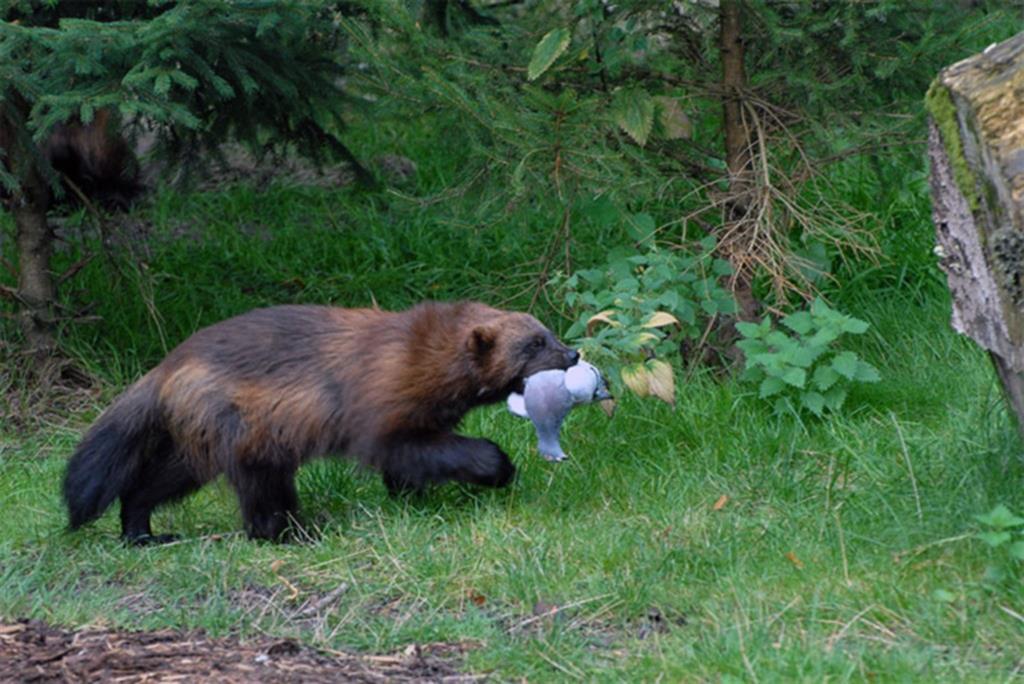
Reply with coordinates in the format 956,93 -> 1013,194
468,325 -> 497,358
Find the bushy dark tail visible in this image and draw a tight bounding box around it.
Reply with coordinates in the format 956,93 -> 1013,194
64,381 -> 159,529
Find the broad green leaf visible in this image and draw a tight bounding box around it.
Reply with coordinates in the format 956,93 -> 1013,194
736,321 -> 763,339
715,296 -> 738,314
751,353 -> 784,371
801,391 -> 825,416
759,376 -> 785,398
580,195 -> 619,228
842,317 -> 870,334
978,530 -> 1012,547
832,351 -> 858,379
736,339 -> 768,356
932,589 -> 957,603
577,268 -> 605,286
1009,541 -> 1024,560
613,276 -> 639,293
791,241 -> 831,284
741,366 -> 764,383
811,297 -> 832,318
612,87 -> 655,146
528,28 -> 572,81
786,346 -> 820,369
677,301 -> 696,325
854,361 -> 881,383
628,212 -> 656,245
812,365 -> 840,391
711,258 -> 733,277
823,386 -> 847,410
808,327 -> 841,347
781,367 -> 806,388
975,504 -> 1024,528
782,311 -> 814,336
658,290 -> 680,311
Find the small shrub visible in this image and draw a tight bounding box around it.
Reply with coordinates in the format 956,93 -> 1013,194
736,298 -> 880,416
555,235 -> 736,404
974,504 -> 1024,584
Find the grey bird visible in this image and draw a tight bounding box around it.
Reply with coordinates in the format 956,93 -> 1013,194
507,360 -> 612,462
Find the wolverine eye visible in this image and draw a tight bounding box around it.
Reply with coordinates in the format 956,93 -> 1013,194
530,335 -> 546,351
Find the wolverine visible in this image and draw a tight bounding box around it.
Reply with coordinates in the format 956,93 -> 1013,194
63,301 -> 579,544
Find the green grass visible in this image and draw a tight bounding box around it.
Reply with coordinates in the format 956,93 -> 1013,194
2,103 -> 1023,677
3,190 -> 1024,680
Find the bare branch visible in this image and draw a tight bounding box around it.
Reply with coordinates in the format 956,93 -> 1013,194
56,254 -> 95,287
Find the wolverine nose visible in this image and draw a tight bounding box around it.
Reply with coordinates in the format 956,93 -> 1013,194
566,349 -> 580,365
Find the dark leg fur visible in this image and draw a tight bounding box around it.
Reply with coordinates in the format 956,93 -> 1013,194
119,451 -> 200,545
228,462 -> 300,541
381,433 -> 515,495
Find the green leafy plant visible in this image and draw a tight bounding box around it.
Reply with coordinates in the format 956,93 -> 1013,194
736,299 -> 880,416
974,504 -> 1024,583
555,233 -> 736,405
524,0 -> 690,148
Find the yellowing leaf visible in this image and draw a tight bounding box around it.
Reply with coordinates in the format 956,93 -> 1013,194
633,331 -> 659,345
784,551 -> 804,569
599,398 -> 617,417
643,311 -> 680,328
586,310 -> 617,336
621,363 -> 651,397
647,359 -> 675,405
653,96 -> 692,140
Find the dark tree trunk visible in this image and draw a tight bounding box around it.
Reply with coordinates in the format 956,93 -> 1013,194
720,0 -> 749,183
927,32 -> 1024,441
718,0 -> 758,322
1,97 -> 57,359
13,170 -> 56,359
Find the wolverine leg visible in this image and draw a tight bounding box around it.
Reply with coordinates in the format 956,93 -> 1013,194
382,434 -> 515,494
119,451 -> 201,546
228,461 -> 299,541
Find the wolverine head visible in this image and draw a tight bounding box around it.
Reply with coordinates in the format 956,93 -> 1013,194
467,312 -> 579,397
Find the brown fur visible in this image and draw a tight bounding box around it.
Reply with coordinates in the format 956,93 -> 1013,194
63,301 -> 578,543
1,108 -> 140,210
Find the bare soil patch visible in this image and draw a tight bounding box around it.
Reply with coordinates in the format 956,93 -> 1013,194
0,620 -> 477,683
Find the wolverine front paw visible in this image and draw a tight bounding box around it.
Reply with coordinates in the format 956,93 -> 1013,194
474,439 -> 515,488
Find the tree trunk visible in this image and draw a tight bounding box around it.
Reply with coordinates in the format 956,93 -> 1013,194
718,0 -> 758,322
927,32 -> 1024,441
720,0 -> 749,183
14,192 -> 56,359
1,98 -> 57,359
